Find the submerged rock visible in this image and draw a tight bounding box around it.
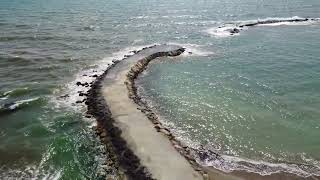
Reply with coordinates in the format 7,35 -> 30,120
229,28 -> 240,34
59,94 -> 69,99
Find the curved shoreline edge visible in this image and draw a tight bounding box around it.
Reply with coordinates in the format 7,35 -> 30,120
86,45 -> 205,180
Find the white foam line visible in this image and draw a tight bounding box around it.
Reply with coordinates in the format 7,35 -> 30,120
0,97 -> 8,101
8,97 -> 40,110
205,26 -> 242,38
40,170 -> 62,180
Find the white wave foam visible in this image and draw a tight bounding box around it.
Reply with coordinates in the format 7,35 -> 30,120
130,15 -> 202,20
0,165 -> 62,180
39,170 -> 62,180
205,26 -> 242,38
8,97 -> 40,110
130,15 -> 153,20
168,42 -> 214,56
0,97 -> 8,101
162,15 -> 202,19
222,154 -> 319,176
257,20 -> 318,26
236,16 -> 302,24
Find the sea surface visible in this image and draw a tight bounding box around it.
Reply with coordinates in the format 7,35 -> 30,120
1,0 -> 320,179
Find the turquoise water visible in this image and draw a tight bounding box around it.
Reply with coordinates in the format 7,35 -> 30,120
138,25 -> 320,175
1,0 -> 320,178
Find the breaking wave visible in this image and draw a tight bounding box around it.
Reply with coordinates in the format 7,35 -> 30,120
168,42 -> 214,56
1,87 -> 31,98
0,97 -> 42,115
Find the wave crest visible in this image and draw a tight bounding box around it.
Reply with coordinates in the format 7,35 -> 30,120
0,97 -> 41,115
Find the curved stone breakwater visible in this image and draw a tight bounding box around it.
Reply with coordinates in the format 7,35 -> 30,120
83,44 -> 320,180
86,45 -> 204,180
124,47 -> 208,177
